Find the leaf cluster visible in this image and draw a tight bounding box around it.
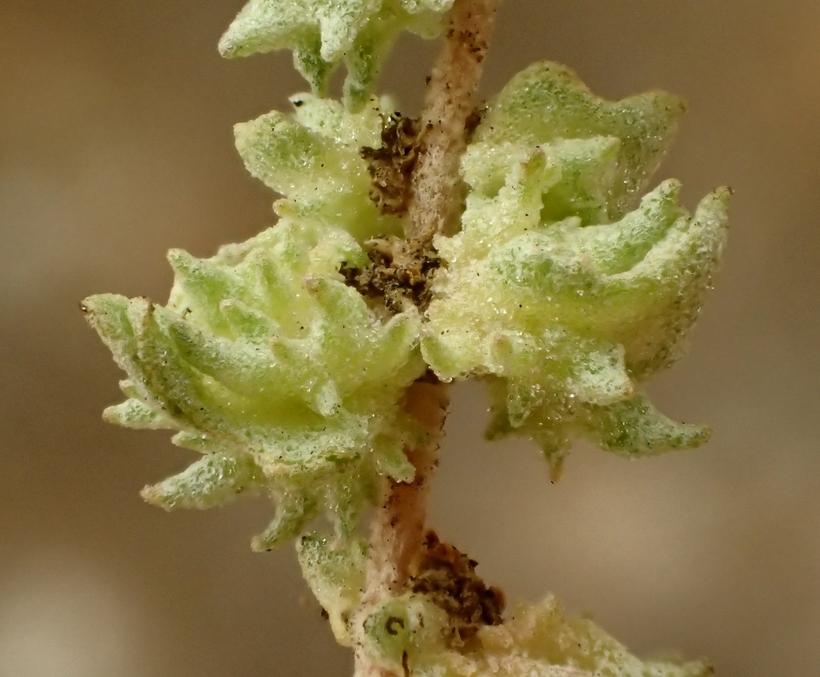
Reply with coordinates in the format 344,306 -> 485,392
85,57 -> 728,542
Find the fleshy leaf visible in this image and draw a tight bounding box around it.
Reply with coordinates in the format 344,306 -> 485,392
219,0 -> 453,108
357,593 -> 711,677
424,63 -> 729,468
297,533 -> 368,645
103,398 -> 174,430
583,394 -> 711,456
85,219 -> 426,547
141,453 -> 266,510
234,95 -> 403,242
253,489 -> 321,551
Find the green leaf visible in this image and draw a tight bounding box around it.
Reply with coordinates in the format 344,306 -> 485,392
103,398 -> 174,430
219,0 -> 453,108
425,64 -> 728,471
474,61 -> 686,220
297,533 -> 368,644
252,490 -> 320,551
141,454 -> 266,510
582,394 -> 711,457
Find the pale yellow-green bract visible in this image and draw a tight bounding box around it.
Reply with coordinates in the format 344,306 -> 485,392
234,92 -> 405,242
85,61 -> 728,547
84,227 -> 425,549
364,595 -> 714,677
219,0 -> 453,108
299,533 -> 713,676
423,62 -> 729,473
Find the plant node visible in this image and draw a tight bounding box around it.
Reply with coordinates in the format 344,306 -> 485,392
341,237 -> 441,314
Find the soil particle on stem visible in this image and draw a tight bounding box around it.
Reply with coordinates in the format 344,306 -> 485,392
410,530 -> 506,645
340,237 -> 440,314
360,114 -> 427,217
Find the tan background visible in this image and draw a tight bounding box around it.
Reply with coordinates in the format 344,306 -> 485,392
2,1 -> 820,675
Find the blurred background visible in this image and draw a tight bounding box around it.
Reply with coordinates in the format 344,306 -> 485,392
2,0 -> 820,675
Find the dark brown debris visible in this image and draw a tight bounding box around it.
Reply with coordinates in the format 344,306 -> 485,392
340,236 -> 440,314
360,114 -> 427,216
409,530 -> 506,645
464,105 -> 486,142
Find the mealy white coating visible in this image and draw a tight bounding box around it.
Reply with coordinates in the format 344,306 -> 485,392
84,215 -> 426,547
84,17 -> 731,677
423,62 -> 729,471
219,0 -> 454,107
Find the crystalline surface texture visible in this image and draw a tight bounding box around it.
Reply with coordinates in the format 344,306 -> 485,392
84,95 -> 426,549
219,0 -> 455,108
423,62 -> 730,471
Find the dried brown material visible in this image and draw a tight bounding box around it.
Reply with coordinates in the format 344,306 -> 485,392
406,0 -> 501,242
360,115 -> 425,216
464,105 -> 486,141
340,236 -> 440,313
410,531 -> 505,644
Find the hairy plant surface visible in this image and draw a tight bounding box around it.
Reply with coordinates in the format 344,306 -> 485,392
85,1 -> 728,675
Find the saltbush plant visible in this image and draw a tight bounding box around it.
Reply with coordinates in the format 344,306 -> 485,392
84,0 -> 728,675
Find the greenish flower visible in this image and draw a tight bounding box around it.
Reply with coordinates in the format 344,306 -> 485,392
300,543 -> 712,677
423,62 -> 729,472
86,60 -> 728,544
83,217 -> 425,549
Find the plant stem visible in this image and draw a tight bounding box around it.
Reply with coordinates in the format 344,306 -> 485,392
355,1 -> 500,675
406,0 -> 502,244
355,379 -> 449,677
367,379 -> 450,595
